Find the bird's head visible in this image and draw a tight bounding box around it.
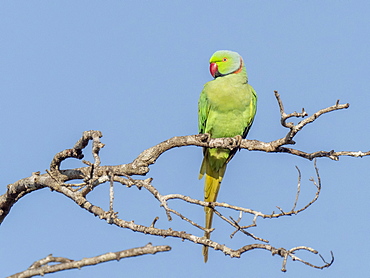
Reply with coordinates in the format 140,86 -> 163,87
209,50 -> 243,78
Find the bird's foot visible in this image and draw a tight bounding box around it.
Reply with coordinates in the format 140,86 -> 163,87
198,133 -> 211,143
225,135 -> 242,150
230,135 -> 243,150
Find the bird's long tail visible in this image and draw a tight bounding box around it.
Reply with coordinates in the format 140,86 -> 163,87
199,155 -> 227,263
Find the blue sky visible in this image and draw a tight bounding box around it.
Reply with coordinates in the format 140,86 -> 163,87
1,1 -> 370,277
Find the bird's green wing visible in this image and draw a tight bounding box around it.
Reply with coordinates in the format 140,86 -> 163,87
226,84 -> 257,163
242,85 -> 258,138
198,88 -> 210,134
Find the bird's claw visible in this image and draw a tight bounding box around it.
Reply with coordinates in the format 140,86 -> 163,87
198,133 -> 211,143
234,135 -> 243,148
227,135 -> 242,150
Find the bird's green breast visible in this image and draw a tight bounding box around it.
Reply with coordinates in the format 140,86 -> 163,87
203,74 -> 255,138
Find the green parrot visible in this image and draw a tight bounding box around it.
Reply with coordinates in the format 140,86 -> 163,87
198,50 -> 257,262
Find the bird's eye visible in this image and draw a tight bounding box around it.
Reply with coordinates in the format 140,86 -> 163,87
222,57 -> 228,62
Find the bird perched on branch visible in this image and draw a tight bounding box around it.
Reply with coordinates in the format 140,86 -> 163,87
198,50 -> 257,262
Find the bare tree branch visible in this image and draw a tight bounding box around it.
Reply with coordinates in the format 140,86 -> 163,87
2,93 -> 366,275
1,131 -> 332,273
8,243 -> 171,278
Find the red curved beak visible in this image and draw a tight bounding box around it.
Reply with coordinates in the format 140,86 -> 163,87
209,62 -> 218,78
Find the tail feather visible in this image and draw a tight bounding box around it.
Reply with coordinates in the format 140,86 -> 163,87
200,154 -> 226,263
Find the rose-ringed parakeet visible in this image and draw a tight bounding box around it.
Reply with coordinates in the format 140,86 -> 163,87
198,50 -> 257,262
